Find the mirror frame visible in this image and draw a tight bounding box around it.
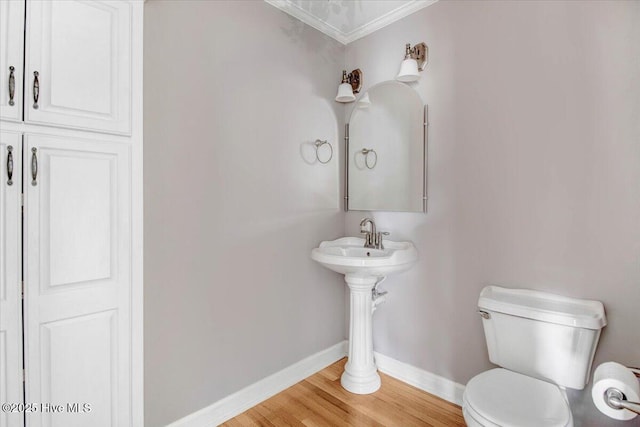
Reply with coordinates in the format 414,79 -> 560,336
344,81 -> 428,213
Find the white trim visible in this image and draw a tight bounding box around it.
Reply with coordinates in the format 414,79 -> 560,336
130,2 -> 144,426
265,0 -> 347,44
342,1 -> 439,44
166,341 -> 349,427
374,352 -> 466,406
264,0 -> 439,45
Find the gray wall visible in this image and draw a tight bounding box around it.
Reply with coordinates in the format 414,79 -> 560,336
144,1 -> 640,426
143,2 -> 346,426
345,0 -> 640,414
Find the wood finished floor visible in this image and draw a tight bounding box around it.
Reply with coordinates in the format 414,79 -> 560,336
222,358 -> 465,427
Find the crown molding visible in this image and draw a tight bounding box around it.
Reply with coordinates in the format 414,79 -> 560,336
265,0 -> 439,45
343,0 -> 438,44
265,0 -> 348,44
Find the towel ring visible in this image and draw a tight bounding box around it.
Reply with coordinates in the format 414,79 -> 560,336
361,148 -> 377,169
314,140 -> 333,164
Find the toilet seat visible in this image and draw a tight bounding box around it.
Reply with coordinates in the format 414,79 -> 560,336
463,368 -> 573,427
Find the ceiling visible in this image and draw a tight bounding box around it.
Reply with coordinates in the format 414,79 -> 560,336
265,0 -> 438,45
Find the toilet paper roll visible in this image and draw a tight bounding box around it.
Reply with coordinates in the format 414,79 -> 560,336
592,362 -> 640,421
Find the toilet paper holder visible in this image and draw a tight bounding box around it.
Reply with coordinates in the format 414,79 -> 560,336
603,366 -> 640,416
605,387 -> 640,415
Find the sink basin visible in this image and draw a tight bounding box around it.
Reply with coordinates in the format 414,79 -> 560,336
311,237 -> 417,277
311,236 -> 418,394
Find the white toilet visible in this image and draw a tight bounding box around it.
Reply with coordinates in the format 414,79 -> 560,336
462,286 -> 607,427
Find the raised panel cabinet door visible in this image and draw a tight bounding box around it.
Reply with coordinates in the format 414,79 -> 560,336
25,0 -> 132,135
0,0 -> 25,122
0,132 -> 23,427
24,134 -> 131,427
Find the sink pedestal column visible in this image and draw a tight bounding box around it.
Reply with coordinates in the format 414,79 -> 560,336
341,274 -> 380,394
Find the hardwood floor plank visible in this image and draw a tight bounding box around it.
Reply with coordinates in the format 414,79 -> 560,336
378,375 -> 465,426
281,387 -> 350,426
247,407 -> 278,427
222,418 -> 247,427
260,399 -> 308,427
224,358 -> 465,426
230,412 -> 262,426
296,381 -> 383,427
305,369 -> 427,426
263,392 -> 321,427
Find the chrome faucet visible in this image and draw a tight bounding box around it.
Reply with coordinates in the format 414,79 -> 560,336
360,218 -> 389,249
360,218 -> 377,248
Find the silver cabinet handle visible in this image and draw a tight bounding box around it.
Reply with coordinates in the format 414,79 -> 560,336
31,148 -> 38,186
8,66 -> 15,106
6,145 -> 13,186
33,71 -> 39,109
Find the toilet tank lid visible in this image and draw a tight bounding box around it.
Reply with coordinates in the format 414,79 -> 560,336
478,286 -> 607,330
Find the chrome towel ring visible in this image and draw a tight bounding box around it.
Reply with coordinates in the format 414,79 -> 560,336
361,148 -> 377,169
314,139 -> 333,164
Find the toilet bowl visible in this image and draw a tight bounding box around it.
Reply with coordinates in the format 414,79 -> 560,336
462,286 -> 606,427
463,369 -> 572,427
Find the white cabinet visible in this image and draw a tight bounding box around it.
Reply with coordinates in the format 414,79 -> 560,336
0,132 -> 136,427
25,1 -> 132,134
0,132 -> 22,427
24,134 -> 131,427
1,0 -> 132,134
0,1 -> 25,122
0,1 -> 142,426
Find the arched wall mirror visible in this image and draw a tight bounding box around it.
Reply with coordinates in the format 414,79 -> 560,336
345,81 -> 427,212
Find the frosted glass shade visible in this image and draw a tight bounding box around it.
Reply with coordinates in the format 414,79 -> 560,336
335,83 -> 356,103
396,58 -> 420,82
358,92 -> 371,107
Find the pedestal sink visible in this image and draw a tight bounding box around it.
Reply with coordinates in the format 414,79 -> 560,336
311,237 -> 418,394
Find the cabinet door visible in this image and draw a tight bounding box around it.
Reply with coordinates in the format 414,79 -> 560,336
0,0 -> 25,122
25,1 -> 132,135
24,134 -> 131,427
0,132 -> 22,427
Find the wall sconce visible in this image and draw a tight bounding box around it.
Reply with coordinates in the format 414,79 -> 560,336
396,42 -> 428,82
335,69 -> 363,103
357,92 -> 371,108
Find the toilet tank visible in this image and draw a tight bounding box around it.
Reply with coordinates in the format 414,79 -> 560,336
478,286 -> 606,390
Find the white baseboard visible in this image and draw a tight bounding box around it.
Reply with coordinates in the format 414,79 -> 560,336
374,351 -> 465,406
166,341 -> 348,427
166,342 -> 465,427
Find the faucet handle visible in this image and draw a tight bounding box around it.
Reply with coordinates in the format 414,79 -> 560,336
374,231 -> 390,249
